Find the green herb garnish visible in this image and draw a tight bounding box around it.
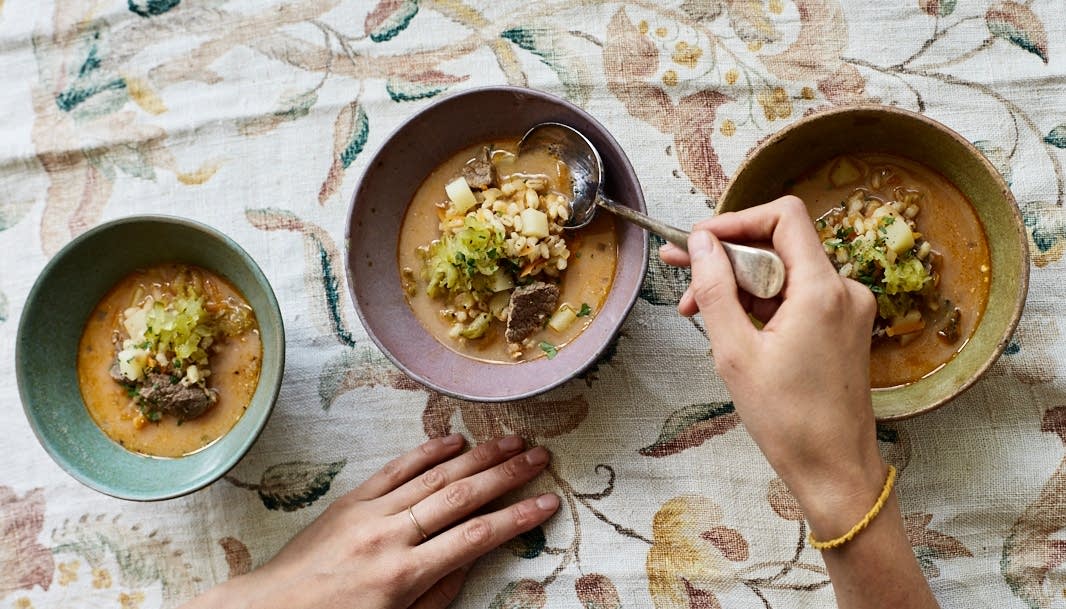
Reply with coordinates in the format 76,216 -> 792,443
539,341 -> 558,359
577,303 -> 592,317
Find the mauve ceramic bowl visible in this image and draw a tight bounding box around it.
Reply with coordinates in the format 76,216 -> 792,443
718,105 -> 1029,420
346,86 -> 648,401
16,216 -> 285,500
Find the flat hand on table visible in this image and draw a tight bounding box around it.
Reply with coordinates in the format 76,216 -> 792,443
181,434 -> 559,609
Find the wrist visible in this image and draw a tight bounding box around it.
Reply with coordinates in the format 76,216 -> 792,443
792,457 -> 890,541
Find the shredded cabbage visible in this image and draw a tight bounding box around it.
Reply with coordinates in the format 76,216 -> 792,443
423,215 -> 506,299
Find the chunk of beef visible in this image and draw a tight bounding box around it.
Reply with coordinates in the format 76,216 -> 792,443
138,372 -> 217,420
462,148 -> 496,190
505,282 -> 559,344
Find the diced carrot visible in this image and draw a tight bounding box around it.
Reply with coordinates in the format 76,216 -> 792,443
886,318 -> 925,337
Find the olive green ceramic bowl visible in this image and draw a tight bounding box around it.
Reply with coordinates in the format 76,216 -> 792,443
718,105 -> 1029,420
16,216 -> 284,500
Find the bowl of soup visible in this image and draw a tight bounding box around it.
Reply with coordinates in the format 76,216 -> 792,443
718,105 -> 1029,419
16,216 -> 284,500
346,86 -> 648,401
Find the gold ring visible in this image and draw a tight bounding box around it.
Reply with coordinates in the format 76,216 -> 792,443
407,505 -> 429,541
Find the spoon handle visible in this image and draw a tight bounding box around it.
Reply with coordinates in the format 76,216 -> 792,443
595,196 -> 785,299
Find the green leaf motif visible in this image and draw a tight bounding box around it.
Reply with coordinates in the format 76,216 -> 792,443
973,140 -> 1012,186
85,142 -> 156,181
128,0 -> 181,17
237,90 -> 318,137
237,461 -> 347,512
0,199 -> 33,231
1021,201 -> 1066,267
919,0 -> 956,17
319,103 -> 369,204
489,580 -> 547,609
365,0 -> 419,43
505,526 -> 546,559
575,573 -> 621,609
386,77 -> 446,102
641,234 -> 691,306
500,27 -> 592,106
318,347 -> 398,410
1043,124 -> 1066,148
986,1 -> 1049,64
55,30 -> 129,120
639,402 -> 738,457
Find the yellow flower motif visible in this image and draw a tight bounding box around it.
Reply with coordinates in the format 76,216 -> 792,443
725,68 -> 739,86
646,496 -> 738,608
124,76 -> 167,115
92,567 -> 112,589
58,560 -> 79,586
662,70 -> 679,87
656,26 -> 668,38
757,86 -> 792,121
720,120 -> 736,137
747,40 -> 763,52
672,41 -> 703,69
801,86 -> 815,100
639,19 -> 649,35
14,598 -> 33,609
769,0 -> 785,14
120,592 -> 146,609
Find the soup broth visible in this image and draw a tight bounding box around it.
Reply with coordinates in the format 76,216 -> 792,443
788,153 -> 991,388
77,264 -> 262,457
398,140 -> 617,363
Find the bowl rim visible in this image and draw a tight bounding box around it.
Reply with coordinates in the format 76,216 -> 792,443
15,214 -> 285,500
344,85 -> 650,401
717,103 -> 1030,420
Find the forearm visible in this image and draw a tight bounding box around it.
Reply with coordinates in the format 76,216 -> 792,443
808,489 -> 940,609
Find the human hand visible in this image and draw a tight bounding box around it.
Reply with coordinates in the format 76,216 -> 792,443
660,196 -> 885,540
181,434 -> 559,609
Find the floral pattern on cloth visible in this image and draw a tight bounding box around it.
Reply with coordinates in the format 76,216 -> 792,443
1,0 -> 1065,608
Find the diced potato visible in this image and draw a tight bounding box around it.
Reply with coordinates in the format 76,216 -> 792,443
117,348 -> 148,381
829,156 -> 864,187
882,213 -> 915,255
548,304 -> 577,333
520,208 -> 549,238
445,177 -> 478,213
489,269 -> 514,293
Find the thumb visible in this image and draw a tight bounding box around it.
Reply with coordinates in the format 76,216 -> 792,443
688,230 -> 754,349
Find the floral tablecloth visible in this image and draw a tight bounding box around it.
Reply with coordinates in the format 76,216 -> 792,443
2,1 -> 1065,607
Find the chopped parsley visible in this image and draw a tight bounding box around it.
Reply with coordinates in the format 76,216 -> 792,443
539,341 -> 558,359
577,303 -> 592,317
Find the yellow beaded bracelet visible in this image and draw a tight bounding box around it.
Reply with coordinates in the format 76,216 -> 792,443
807,464 -> 897,551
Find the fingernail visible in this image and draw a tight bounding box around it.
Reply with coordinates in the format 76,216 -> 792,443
536,493 -> 560,511
441,433 -> 463,446
524,446 -> 550,466
689,230 -> 713,259
658,242 -> 674,253
499,435 -> 524,452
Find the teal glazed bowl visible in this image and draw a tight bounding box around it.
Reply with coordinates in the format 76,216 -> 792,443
16,216 -> 284,500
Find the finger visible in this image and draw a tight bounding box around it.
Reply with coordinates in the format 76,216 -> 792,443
379,435 -> 527,513
405,446 -> 551,543
695,196 -> 835,282
678,287 -> 697,317
349,434 -> 466,501
416,493 -> 560,576
687,230 -> 757,350
409,564 -> 472,609
658,242 -> 691,268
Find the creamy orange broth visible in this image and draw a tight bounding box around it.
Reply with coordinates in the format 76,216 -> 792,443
398,140 -> 618,363
77,264 -> 261,457
788,153 -> 991,388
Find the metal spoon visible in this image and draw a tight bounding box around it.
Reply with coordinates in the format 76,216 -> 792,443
518,122 -> 785,299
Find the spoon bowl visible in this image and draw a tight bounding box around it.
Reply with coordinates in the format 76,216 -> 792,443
518,122 -> 785,299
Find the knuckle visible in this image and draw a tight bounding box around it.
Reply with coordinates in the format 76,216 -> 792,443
378,558 -> 417,588
778,194 -> 806,214
418,440 -> 436,458
470,442 -> 496,465
499,456 -> 522,480
379,458 -> 405,485
462,517 -> 493,548
444,481 -> 474,510
510,501 -> 537,528
420,467 -> 448,492
352,526 -> 391,556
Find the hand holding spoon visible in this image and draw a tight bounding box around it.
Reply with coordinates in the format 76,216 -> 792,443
518,123 -> 786,299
